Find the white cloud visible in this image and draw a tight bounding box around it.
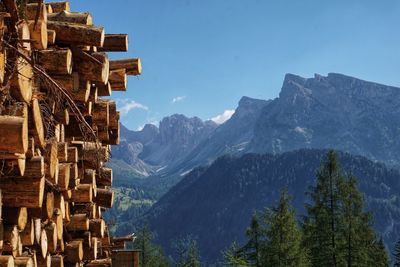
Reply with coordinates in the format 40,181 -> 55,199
119,100 -> 148,115
211,109 -> 235,124
172,96 -> 186,103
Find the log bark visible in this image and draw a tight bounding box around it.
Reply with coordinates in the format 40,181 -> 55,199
70,204 -> 96,219
0,116 -> 28,154
71,184 -> 93,203
86,258 -> 111,267
52,208 -> 63,240
65,240 -> 83,263
109,58 -> 142,75
0,48 -> 5,84
96,82 -> 111,97
47,21 -> 104,47
48,11 -> 92,25
98,34 -> 128,52
20,219 -> 34,246
28,20 -> 48,50
0,176 -> 45,208
108,101 -> 118,128
0,255 -> 14,267
46,2 -> 70,13
67,214 -> 89,231
109,68 -> 127,91
89,219 -> 104,238
14,257 -> 33,267
57,142 -> 68,162
36,254 -> 51,267
24,155 -> 44,178
47,29 -> 56,45
92,100 -> 109,126
52,73 -> 79,91
2,207 -> 27,230
45,222 -> 58,253
51,255 -> 64,267
17,20 -> 31,50
3,225 -> 19,257
75,52 -> 109,83
67,147 -> 78,163
25,3 -> 47,22
83,237 -> 97,261
97,167 -> 112,187
36,48 -> 72,75
95,189 -> 114,208
54,193 -> 65,219
28,98 -> 45,149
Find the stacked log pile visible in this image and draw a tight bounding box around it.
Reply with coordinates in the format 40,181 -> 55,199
0,1 -> 142,266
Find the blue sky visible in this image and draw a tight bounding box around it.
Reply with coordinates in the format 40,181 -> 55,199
67,0 -> 400,130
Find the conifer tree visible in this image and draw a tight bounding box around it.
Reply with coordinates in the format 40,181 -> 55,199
261,189 -> 309,267
240,213 -> 263,267
223,242 -> 249,267
173,236 -> 201,267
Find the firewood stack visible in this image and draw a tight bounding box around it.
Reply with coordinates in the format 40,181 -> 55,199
0,1 -> 142,266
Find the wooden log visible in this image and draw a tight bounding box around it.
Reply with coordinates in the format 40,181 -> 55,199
80,168 -> 96,184
57,142 -> 68,162
83,237 -> 97,261
109,68 -> 127,91
52,208 -> 63,240
28,20 -> 48,50
92,100 -> 109,126
3,225 -> 19,257
51,255 -> 64,267
64,201 -> 71,222
52,73 -> 79,91
17,20 -> 31,50
86,258 -> 111,267
71,184 -> 93,203
97,168 -> 112,187
2,207 -> 27,230
0,116 -> 28,154
0,255 -> 14,267
45,222 -> 58,253
89,85 -> 98,102
24,155 -> 44,178
36,254 -> 51,267
89,219 -> 104,238
34,218 -> 41,244
95,189 -> 114,208
108,101 -> 118,128
97,34 -> 128,52
25,3 -> 47,22
58,163 -> 70,190
75,52 -> 109,84
0,48 -> 6,84
109,58 -> 142,75
54,193 -> 65,219
10,55 -> 33,103
46,2 -> 70,13
48,10 -> 92,25
44,140 -> 58,182
14,257 -> 33,267
67,147 -> 78,163
47,29 -> 56,45
67,214 -> 89,231
70,204 -> 96,219
36,48 -> 72,75
38,228 -> 48,259
0,176 -> 45,208
65,240 -> 83,263
28,98 -> 45,149
20,219 -> 34,246
44,191 -> 55,219
47,21 -> 104,46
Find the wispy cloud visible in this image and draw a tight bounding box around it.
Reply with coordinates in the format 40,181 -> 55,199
171,96 -> 186,103
119,100 -> 148,115
211,109 -> 235,124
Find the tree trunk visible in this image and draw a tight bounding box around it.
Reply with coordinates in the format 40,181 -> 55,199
47,21 -> 104,47
36,48 -> 72,75
109,58 -> 142,75
0,255 -> 14,267
45,222 -> 58,253
109,68 -> 127,91
48,10 -> 92,25
28,20 -> 48,50
98,34 -> 128,52
2,207 -> 27,230
0,176 -> 45,208
95,189 -> 114,208
10,56 -> 33,103
47,30 -> 56,45
0,116 -> 28,154
46,2 -> 70,13
28,98 -> 45,149
65,240 -> 83,263
71,184 -> 93,203
75,52 -> 109,84
20,219 -> 34,246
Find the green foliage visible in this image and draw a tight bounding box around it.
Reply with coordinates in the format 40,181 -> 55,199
172,236 -> 201,267
241,213 -> 263,266
303,150 -> 390,267
260,189 -> 309,267
223,242 -> 249,267
132,224 -> 170,267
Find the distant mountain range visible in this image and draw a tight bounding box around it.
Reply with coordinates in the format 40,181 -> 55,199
112,73 -> 400,179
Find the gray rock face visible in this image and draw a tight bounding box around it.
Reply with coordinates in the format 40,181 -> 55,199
250,73 -> 400,165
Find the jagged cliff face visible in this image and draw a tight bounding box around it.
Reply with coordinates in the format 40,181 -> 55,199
250,73 -> 400,165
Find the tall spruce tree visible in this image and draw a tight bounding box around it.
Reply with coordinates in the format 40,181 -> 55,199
173,236 -> 201,267
223,242 -> 249,267
239,213 -> 263,267
261,189 -> 309,267
303,151 -> 390,267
